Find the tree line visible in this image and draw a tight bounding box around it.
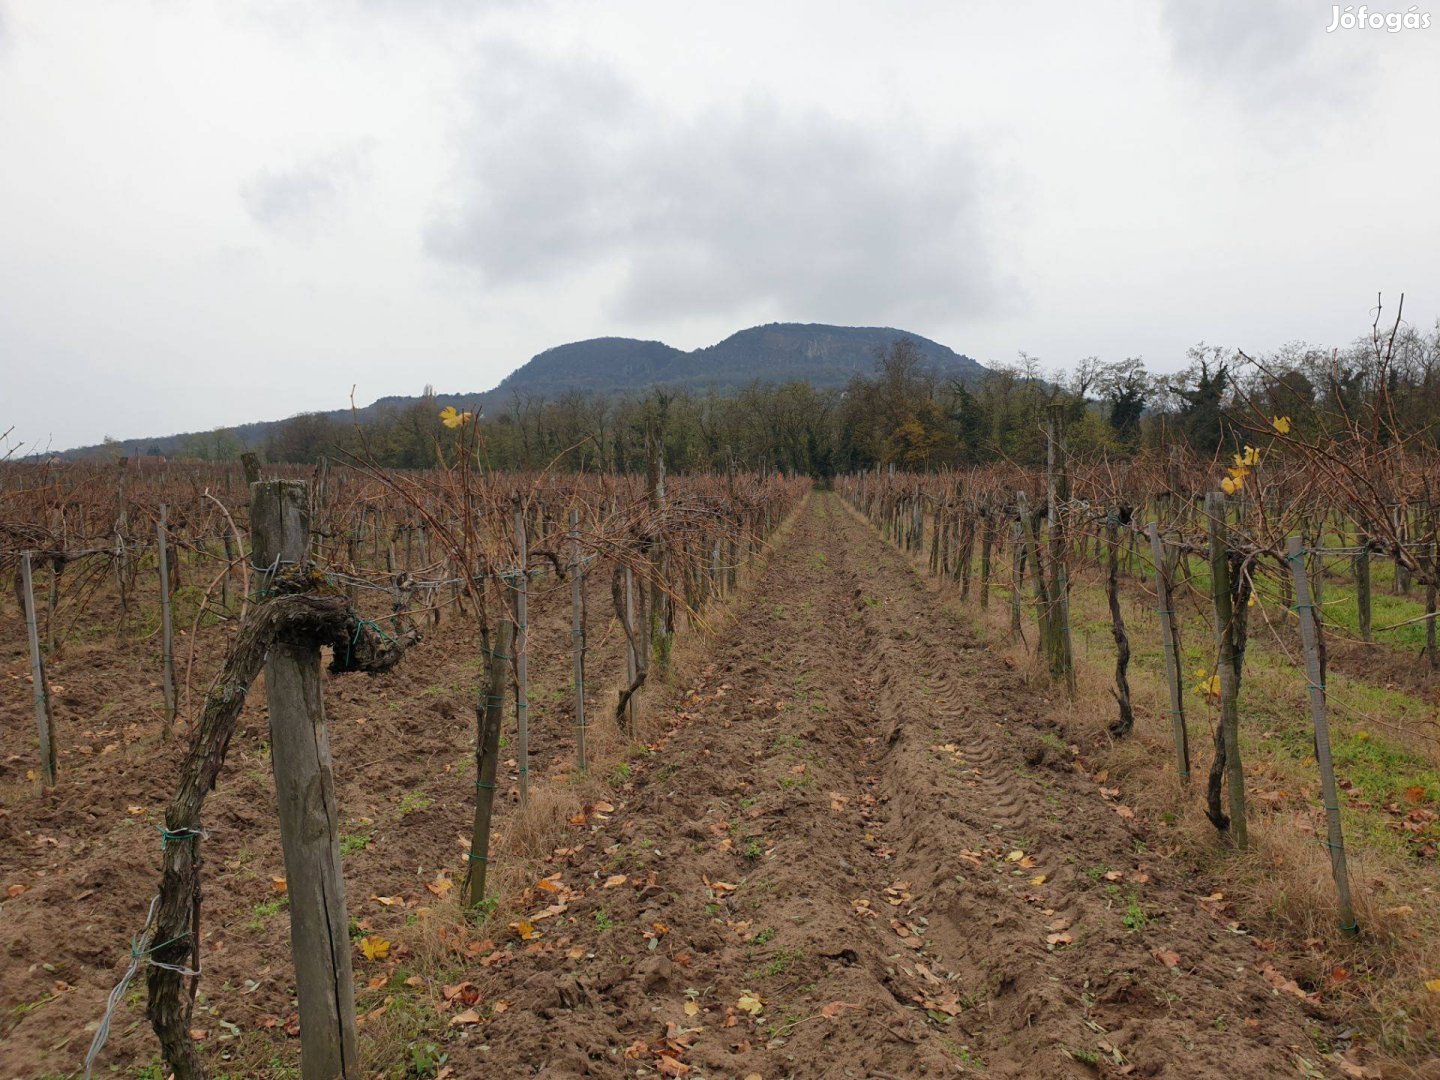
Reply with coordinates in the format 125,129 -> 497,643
177,321 -> 1440,476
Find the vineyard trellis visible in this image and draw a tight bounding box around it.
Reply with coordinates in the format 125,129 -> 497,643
1,451 -> 806,1079
839,428 -> 1440,939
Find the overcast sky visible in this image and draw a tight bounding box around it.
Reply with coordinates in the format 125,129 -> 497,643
2,0 -> 1437,453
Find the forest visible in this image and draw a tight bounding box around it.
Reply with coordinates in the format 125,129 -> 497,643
226,320 -> 1440,476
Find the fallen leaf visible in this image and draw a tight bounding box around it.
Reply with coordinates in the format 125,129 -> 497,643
371,895 -> 403,907
1425,978 -> 1440,993
511,921 -> 541,942
6,884 -> 26,898
604,874 -> 627,888
448,1008 -> 483,1026
1045,932 -> 1073,947
820,1001 -> 861,1018
737,990 -> 764,1015
271,877 -> 288,894
359,936 -> 390,961
1152,947 -> 1181,969
684,1000 -> 700,1017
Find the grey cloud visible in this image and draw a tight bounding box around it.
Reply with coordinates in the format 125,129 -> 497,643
1158,0 -> 1371,107
424,44 -> 1008,324
240,141 -> 373,236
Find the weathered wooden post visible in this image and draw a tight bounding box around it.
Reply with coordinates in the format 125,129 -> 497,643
1286,536 -> 1358,935
1104,506 -> 1134,737
979,509 -> 994,610
1147,523 -> 1189,783
624,563 -> 639,735
1426,515 -> 1438,670
569,509 -> 588,774
1010,496 -> 1026,643
1045,405 -> 1076,691
513,507 -> 530,808
251,479 -> 359,1080
1354,528 -> 1372,642
157,504 -> 177,738
221,529 -> 235,612
114,457 -> 130,618
467,619 -> 513,910
21,552 -> 57,786
1206,491 -> 1247,849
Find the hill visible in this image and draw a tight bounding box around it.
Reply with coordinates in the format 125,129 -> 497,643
59,323 -> 985,458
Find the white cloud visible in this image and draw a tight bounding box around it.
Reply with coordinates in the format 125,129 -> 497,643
423,43 -> 1011,325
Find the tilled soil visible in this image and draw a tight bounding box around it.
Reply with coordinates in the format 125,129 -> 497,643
455,494 -> 1344,1079
0,560 -> 631,1078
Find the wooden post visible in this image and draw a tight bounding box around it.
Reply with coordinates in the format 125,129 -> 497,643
1206,492 -> 1247,849
1148,523 -> 1189,783
979,510 -> 993,610
1105,507 -> 1134,737
21,552 -> 57,786
221,529 -> 235,612
114,457 -> 130,619
250,480 -> 359,1080
1045,405 -> 1075,691
1426,516 -> 1438,670
624,563 -> 638,735
569,510 -> 588,775
158,505 -> 177,738
45,550 -> 59,658
1010,497 -> 1025,643
1354,529 -> 1372,642
1286,536 -> 1358,935
513,508 -> 530,808
466,618 -> 513,909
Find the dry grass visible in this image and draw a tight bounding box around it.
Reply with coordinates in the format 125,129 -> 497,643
863,505 -> 1440,1066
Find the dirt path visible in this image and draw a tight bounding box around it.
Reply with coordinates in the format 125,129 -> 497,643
461,492 -> 1342,1079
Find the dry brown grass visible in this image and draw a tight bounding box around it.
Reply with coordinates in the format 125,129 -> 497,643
862,504 -> 1440,1067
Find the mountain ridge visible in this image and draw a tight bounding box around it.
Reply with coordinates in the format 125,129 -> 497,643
56,322 -> 985,458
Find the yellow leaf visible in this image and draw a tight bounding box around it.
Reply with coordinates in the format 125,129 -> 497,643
1029,874 -> 1047,886
1005,850 -> 1025,862
271,876 -> 287,894
1220,476 -> 1238,495
1272,415 -> 1291,435
511,920 -> 541,941
737,990 -> 764,1015
439,406 -> 472,429
603,874 -> 627,888
683,1000 -> 700,1017
1425,979 -> 1440,993
359,936 -> 390,961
